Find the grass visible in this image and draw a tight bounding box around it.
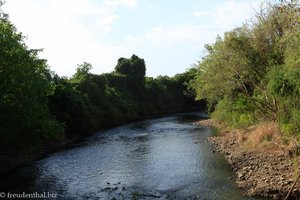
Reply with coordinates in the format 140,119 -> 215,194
245,122 -> 280,147
228,121 -> 283,152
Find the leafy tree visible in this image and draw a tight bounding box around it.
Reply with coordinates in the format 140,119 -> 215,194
190,0 -> 300,135
0,15 -> 63,156
48,77 -> 94,137
115,54 -> 146,86
72,62 -> 92,82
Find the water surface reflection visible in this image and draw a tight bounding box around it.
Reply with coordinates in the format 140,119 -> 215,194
1,113 -> 257,200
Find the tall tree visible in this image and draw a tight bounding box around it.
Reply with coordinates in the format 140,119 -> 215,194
115,54 -> 146,86
0,13 -> 62,154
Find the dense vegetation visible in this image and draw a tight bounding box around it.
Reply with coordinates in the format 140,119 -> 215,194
190,0 -> 300,141
49,57 -> 200,139
0,3 -> 202,173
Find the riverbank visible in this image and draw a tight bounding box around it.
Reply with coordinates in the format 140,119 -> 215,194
196,119 -> 300,199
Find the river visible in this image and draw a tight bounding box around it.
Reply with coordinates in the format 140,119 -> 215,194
1,113 -> 257,199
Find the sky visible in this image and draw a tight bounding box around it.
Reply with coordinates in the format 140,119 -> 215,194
2,0 -> 276,77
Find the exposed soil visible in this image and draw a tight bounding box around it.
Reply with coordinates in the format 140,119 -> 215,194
196,119 -> 300,200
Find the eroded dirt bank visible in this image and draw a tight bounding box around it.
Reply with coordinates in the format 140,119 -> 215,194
196,119 -> 300,200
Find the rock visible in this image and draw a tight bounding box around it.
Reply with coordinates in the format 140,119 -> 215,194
101,187 -> 111,191
112,187 -> 118,191
206,130 -> 300,199
238,173 -> 245,180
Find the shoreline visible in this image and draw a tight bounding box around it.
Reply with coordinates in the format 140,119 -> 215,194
196,119 -> 300,200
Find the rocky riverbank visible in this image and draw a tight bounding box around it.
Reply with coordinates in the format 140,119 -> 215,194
196,119 -> 300,200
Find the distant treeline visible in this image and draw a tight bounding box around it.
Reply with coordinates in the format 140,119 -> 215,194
190,1 -> 300,138
0,5 -> 202,173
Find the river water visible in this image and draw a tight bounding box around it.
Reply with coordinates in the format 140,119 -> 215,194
2,113 -> 257,200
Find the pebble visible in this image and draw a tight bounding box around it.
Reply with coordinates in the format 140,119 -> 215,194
205,133 -> 300,199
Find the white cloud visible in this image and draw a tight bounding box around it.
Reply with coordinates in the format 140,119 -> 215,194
193,11 -> 211,18
2,0 -> 137,76
194,0 -> 262,29
126,25 -> 221,47
1,0 -> 264,77
123,0 -> 264,76
49,0 -> 99,17
97,0 -> 137,32
104,0 -> 137,9
95,11 -> 120,33
124,25 -> 222,76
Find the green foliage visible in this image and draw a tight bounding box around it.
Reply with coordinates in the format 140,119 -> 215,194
211,96 -> 257,128
72,62 -> 92,83
47,55 -> 201,138
266,65 -> 300,135
48,77 -> 94,137
0,18 -> 63,155
191,0 -> 300,136
115,54 -> 146,87
143,68 -> 202,114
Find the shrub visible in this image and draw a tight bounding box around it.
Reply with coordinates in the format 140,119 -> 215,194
211,96 -> 257,128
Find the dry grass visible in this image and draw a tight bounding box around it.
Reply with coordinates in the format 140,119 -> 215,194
196,119 -> 222,128
200,118 -> 298,153
238,122 -> 282,150
248,122 -> 280,144
232,121 -> 300,157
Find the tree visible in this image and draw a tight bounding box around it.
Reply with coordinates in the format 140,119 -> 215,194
72,62 -> 92,82
0,15 -> 63,155
190,1 -> 300,129
48,77 -> 94,137
115,54 -> 146,86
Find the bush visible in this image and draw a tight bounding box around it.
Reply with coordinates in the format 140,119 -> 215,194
211,96 -> 257,128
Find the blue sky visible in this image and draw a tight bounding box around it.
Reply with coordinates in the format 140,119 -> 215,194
2,0 -> 275,77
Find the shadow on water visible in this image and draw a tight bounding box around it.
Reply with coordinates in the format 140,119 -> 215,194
0,112 -> 259,200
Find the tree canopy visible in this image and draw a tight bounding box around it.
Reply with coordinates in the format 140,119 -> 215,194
0,14 -> 63,156
190,0 -> 300,135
